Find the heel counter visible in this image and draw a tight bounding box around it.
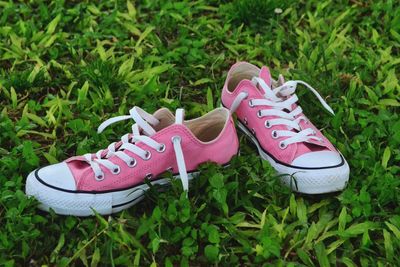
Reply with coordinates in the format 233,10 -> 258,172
210,111 -> 239,165
225,115 -> 239,159
221,86 -> 230,109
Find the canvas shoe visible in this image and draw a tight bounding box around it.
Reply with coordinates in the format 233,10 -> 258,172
221,62 -> 350,194
25,106 -> 239,216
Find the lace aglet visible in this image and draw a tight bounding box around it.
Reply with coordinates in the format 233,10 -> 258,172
327,106 -> 335,116
97,126 -> 104,134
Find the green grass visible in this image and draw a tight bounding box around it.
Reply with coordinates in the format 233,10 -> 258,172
0,0 -> 399,266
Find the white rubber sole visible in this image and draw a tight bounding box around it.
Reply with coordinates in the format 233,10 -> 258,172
237,121 -> 350,194
25,170 -> 198,216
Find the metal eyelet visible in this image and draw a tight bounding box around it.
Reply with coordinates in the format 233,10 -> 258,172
251,128 -> 256,136
143,150 -> 151,160
279,141 -> 287,149
172,136 -> 182,143
128,158 -> 137,168
145,173 -> 153,179
96,174 -> 104,181
265,120 -> 271,128
112,166 -> 121,175
243,117 -> 248,125
157,143 -> 166,153
257,110 -> 262,118
271,130 -> 278,139
248,100 -> 254,108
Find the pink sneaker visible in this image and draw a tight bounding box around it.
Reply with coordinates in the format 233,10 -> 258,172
222,62 -> 350,194
25,107 -> 238,216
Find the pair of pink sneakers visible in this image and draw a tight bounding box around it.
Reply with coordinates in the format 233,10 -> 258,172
25,62 -> 350,216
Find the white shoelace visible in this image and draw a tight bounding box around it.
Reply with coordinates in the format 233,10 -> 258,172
230,77 -> 334,149
82,107 -> 190,191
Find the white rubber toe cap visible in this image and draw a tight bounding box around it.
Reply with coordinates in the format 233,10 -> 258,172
36,162 -> 77,190
291,151 -> 342,168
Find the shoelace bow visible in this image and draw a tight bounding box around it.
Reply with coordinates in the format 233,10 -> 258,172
230,76 -> 334,149
82,107 -> 189,192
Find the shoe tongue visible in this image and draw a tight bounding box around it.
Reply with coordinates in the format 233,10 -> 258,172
259,66 -> 272,88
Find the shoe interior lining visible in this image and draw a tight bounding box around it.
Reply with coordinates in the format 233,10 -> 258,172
153,108 -> 228,143
227,63 -> 260,92
184,109 -> 228,142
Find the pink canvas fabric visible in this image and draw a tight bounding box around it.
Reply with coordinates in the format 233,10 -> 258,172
65,109 -> 239,191
221,62 -> 336,165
